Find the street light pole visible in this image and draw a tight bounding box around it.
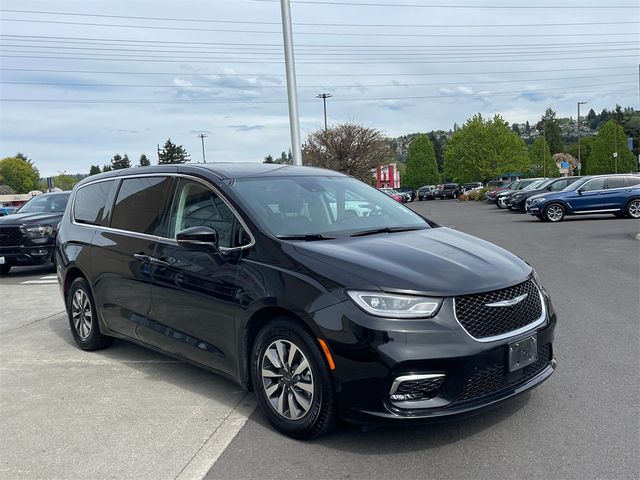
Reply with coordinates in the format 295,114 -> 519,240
316,93 -> 333,131
197,133 -> 208,163
577,101 -> 587,176
543,124 -> 547,178
280,0 -> 302,165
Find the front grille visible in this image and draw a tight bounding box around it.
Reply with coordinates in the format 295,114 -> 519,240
0,227 -> 24,246
391,376 -> 444,401
455,344 -> 551,404
454,279 -> 543,339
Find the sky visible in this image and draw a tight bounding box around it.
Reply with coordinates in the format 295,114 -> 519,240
0,0 -> 638,176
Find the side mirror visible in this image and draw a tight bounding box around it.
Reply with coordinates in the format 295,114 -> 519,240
176,226 -> 219,251
576,188 -> 583,194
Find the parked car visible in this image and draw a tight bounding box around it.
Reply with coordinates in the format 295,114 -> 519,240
526,174 -> 640,222
0,192 -> 71,275
509,177 -> 583,212
57,164 -> 556,439
0,206 -> 17,216
417,185 -> 437,201
487,180 -> 509,189
485,181 -> 514,203
502,179 -> 548,209
380,187 -> 406,203
496,179 -> 545,209
462,182 -> 483,192
395,187 -> 416,202
435,183 -> 462,199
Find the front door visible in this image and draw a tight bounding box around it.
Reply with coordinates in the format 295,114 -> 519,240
565,177 -> 606,212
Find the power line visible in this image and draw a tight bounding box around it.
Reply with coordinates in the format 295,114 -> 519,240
1,65 -> 634,77
0,84 -> 633,104
2,73 -> 635,90
0,18 -> 636,37
249,0 -> 639,7
1,9 -> 637,28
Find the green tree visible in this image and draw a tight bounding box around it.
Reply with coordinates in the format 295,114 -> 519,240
0,156 -> 41,193
158,138 -> 190,164
139,154 -> 151,167
404,134 -> 440,187
427,131 -> 447,173
111,153 -> 131,170
588,120 -> 636,174
511,123 -> 521,135
102,164 -> 112,172
566,136 -> 595,174
53,174 -> 79,191
444,114 -> 529,183
528,137 -> 558,177
263,154 -> 274,164
89,165 -> 101,176
536,108 -> 564,154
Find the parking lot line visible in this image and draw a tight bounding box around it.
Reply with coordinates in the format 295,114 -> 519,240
20,279 -> 58,284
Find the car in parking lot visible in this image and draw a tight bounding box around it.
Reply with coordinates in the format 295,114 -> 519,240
462,182 -> 483,193
502,179 -> 548,209
56,163 -> 557,439
417,185 -> 437,201
496,179 -> 545,209
435,183 -> 462,199
509,177 -> 583,212
379,187 -> 406,203
395,186 -> 416,202
485,181 -> 514,203
0,206 -> 17,216
0,192 -> 70,275
526,174 -> 640,222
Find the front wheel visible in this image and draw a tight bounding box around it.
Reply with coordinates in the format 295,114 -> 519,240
251,318 -> 336,439
67,277 -> 112,351
544,203 -> 565,222
626,199 -> 640,219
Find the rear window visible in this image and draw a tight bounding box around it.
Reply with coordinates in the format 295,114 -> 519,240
74,180 -> 116,226
111,177 -> 173,236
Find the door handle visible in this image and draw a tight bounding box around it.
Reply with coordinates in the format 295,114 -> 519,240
133,253 -> 152,263
149,256 -> 171,267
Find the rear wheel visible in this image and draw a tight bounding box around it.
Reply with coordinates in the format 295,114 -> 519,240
544,203 -> 565,222
67,277 -> 112,351
626,199 -> 640,219
0,264 -> 11,275
251,318 -> 336,439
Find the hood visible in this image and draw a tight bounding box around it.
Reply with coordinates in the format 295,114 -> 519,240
292,227 -> 531,297
527,190 -> 567,202
0,211 -> 64,227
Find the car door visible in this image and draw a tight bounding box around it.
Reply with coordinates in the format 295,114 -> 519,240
566,177 -> 607,212
90,175 -> 174,339
144,177 -> 250,376
603,176 -> 635,210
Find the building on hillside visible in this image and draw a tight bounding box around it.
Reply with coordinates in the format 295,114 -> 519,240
375,163 -> 400,189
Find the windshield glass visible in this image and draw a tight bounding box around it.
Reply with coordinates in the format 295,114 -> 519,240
534,179 -> 555,190
17,194 -> 70,213
231,176 -> 430,237
523,180 -> 545,191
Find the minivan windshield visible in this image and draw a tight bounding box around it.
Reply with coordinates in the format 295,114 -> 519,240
231,176 -> 430,238
17,193 -> 70,214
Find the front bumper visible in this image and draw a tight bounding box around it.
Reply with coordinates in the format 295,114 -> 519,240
0,244 -> 55,266
313,291 -> 557,425
526,202 -> 545,215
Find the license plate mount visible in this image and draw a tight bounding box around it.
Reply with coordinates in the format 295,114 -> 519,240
508,335 -> 537,372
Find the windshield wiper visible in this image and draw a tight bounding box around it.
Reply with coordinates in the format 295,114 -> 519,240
349,226 -> 426,237
276,234 -> 336,241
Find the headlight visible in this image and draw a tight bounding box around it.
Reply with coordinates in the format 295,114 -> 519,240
531,197 -> 546,204
21,224 -> 54,238
513,194 -> 523,199
347,291 -> 443,318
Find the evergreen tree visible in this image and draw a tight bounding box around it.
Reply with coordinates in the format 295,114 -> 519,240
427,131 -> 446,173
404,134 -> 440,187
102,164 -> 112,172
511,123 -> 521,135
139,154 -> 151,167
111,153 -> 131,170
589,120 -> 636,174
529,137 -> 558,177
158,139 -> 190,164
89,165 -> 101,176
263,154 -> 274,164
525,121 -> 531,135
536,108 -> 563,154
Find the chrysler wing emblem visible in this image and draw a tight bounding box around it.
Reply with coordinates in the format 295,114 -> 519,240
486,293 -> 528,308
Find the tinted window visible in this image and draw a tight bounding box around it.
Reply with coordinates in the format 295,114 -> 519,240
111,177 -> 173,236
74,180 -> 115,226
549,179 -> 570,191
17,193 -> 69,213
626,176 -> 640,187
168,179 -> 240,248
581,178 -> 606,192
605,177 -> 627,189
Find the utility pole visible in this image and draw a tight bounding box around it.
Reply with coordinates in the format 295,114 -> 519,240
280,0 -> 302,165
197,133 -> 208,163
614,130 -> 618,174
543,124 -> 547,178
316,93 -> 333,131
577,101 -> 587,176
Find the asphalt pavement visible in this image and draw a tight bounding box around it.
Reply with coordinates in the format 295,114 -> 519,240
1,201 -> 638,480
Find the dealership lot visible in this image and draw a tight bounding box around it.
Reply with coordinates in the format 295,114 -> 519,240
1,201 -> 638,480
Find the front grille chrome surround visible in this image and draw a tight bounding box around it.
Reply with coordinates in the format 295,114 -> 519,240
453,278 -> 546,342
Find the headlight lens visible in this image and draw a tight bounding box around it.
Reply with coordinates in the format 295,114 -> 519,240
347,291 -> 442,318
21,224 -> 53,238
531,197 -> 546,204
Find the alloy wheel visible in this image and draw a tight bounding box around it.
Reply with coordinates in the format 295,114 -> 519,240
546,204 -> 564,222
628,200 -> 640,219
261,339 -> 314,420
71,289 -> 92,339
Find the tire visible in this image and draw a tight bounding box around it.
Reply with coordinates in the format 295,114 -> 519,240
0,263 -> 11,275
625,199 -> 640,219
67,277 -> 112,351
544,203 -> 565,222
536,214 -> 547,222
251,317 -> 337,439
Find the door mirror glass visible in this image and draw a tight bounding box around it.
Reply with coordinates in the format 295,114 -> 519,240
176,226 -> 219,250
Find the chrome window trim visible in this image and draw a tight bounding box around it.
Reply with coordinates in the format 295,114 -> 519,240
452,284 -> 547,343
70,172 -> 255,253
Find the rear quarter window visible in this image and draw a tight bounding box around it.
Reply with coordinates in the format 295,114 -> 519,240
74,180 -> 116,226
111,177 -> 173,236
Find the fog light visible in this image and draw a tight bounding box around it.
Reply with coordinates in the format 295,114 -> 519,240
389,373 -> 446,404
390,392 -> 423,401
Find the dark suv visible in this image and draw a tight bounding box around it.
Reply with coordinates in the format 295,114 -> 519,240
57,164 -> 556,438
435,183 -> 461,199
0,192 -> 70,275
509,177 -> 583,212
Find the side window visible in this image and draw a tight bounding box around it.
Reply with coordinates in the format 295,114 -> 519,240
111,177 -> 173,236
581,178 -> 606,192
549,180 -> 568,191
74,180 -> 115,226
626,176 -> 640,187
168,179 -> 242,248
605,177 -> 627,189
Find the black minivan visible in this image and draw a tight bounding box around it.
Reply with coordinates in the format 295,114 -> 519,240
57,164 -> 556,438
